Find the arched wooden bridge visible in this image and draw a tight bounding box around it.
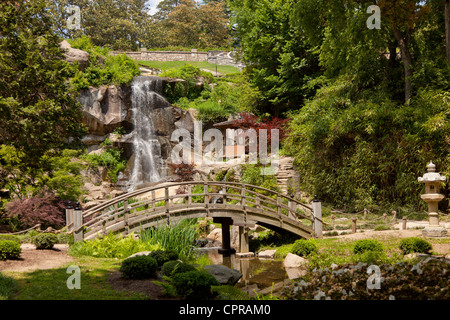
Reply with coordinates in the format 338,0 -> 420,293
67,181 -> 322,254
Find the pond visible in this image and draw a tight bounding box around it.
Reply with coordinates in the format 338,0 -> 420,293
196,248 -> 296,298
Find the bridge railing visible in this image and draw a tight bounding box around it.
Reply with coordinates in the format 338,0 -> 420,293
70,181 -> 317,241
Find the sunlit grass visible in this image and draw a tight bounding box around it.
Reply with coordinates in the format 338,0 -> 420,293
4,257 -> 147,300
138,60 -> 240,75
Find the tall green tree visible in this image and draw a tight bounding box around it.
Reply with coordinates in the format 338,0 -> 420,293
0,0 -> 85,195
227,0 -> 320,115
49,0 -> 151,50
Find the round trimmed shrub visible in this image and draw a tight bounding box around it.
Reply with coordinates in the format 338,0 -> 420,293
291,239 -> 318,257
161,260 -> 196,277
171,270 -> 219,300
32,233 -> 58,249
353,239 -> 383,254
119,255 -> 158,279
0,235 -> 20,243
149,250 -> 179,267
0,240 -> 21,260
399,237 -> 432,254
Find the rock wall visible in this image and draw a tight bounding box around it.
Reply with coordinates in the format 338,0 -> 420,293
110,50 -> 209,62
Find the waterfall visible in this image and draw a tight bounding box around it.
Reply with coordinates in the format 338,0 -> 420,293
127,76 -> 165,191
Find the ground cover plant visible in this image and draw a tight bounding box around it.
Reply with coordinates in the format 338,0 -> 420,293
284,259 -> 449,300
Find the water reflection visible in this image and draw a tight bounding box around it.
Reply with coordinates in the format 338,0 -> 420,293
197,248 -> 291,297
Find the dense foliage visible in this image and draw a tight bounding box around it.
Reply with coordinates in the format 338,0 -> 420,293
161,260 -> 197,277
284,259 -> 449,300
32,233 -> 58,250
0,0 -> 86,201
171,270 -> 220,300
5,195 -> 66,230
290,239 -> 319,257
68,233 -> 161,259
119,255 -> 159,279
49,0 -> 231,51
68,36 -> 141,91
399,237 -> 433,254
0,240 -> 21,261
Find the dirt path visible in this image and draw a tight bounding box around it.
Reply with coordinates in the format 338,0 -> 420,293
0,244 -> 74,273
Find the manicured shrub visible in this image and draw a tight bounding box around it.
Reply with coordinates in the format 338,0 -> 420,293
171,270 -> 219,300
399,237 -> 432,255
32,233 -> 58,250
149,250 -> 179,268
161,260 -> 196,277
0,240 -> 21,260
119,255 -> 158,279
0,235 -> 20,243
353,239 -> 383,254
291,239 -> 319,257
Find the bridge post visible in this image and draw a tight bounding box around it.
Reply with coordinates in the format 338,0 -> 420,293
312,195 -> 322,238
214,217 -> 235,255
65,201 -> 74,233
73,202 -> 84,243
239,226 -> 249,253
123,200 -> 129,235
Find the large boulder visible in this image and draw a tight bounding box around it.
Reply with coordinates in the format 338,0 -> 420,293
60,40 -> 90,71
204,264 -> 242,286
283,253 -> 308,268
78,85 -> 133,136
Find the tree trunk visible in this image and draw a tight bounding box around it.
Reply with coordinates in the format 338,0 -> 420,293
446,0 -> 450,61
393,28 -> 413,104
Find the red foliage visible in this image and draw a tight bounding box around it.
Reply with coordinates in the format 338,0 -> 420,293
235,112 -> 290,146
5,195 -> 66,230
168,163 -> 199,182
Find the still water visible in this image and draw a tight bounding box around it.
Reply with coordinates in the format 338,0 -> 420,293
197,248 -> 294,297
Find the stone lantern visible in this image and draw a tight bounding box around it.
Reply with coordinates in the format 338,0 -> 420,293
418,161 -> 447,237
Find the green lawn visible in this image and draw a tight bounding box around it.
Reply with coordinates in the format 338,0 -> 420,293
138,60 -> 240,75
2,256 -> 147,300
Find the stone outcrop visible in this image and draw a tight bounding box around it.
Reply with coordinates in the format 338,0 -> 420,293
78,85 -> 133,137
60,40 -> 90,71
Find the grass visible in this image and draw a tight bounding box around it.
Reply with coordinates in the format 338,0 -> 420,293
3,256 -> 148,300
253,234 -> 450,270
138,60 -> 240,75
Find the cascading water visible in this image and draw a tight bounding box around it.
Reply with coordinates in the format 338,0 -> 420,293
127,76 -> 165,191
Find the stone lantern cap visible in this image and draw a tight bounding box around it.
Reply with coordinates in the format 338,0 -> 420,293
418,161 -> 446,183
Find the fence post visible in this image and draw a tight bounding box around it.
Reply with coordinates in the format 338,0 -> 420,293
402,216 -> 408,230
312,195 -> 322,238
165,187 -> 170,223
123,199 -> 129,235
73,202 -> 83,243
288,196 -> 296,220
187,185 -> 192,206
351,217 -> 357,233
65,201 -> 74,233
331,214 -> 335,230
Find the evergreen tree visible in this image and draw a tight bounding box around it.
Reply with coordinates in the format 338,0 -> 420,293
0,0 -> 85,194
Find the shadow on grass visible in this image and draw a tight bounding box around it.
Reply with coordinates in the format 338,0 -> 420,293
11,265 -> 148,300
